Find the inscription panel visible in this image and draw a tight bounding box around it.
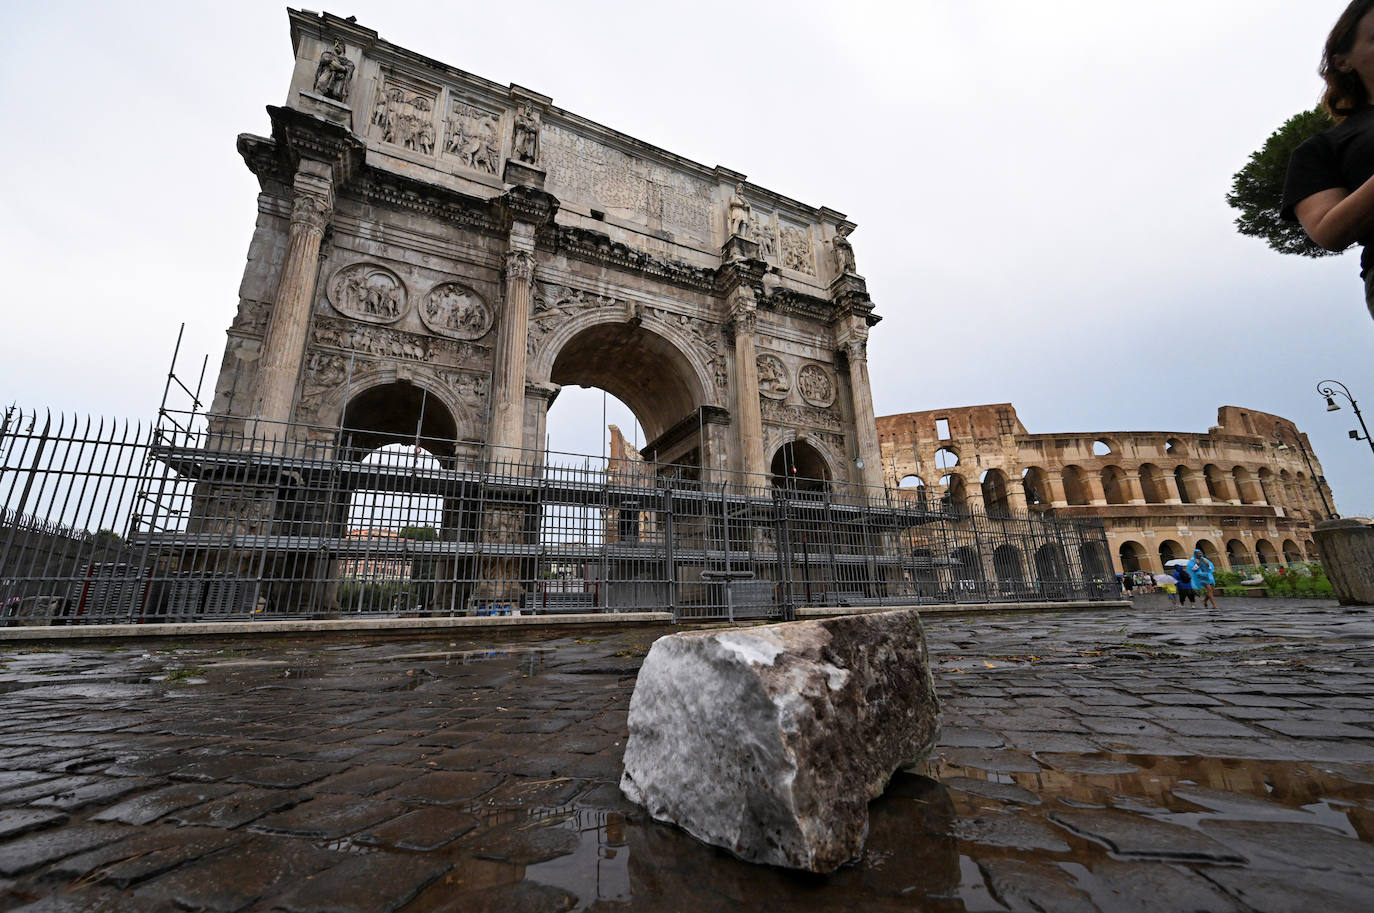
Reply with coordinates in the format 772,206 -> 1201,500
541,123 -> 712,240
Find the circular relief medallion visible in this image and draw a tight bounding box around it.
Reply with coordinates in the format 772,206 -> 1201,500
797,363 -> 835,407
420,282 -> 493,340
328,263 -> 407,324
756,353 -> 791,400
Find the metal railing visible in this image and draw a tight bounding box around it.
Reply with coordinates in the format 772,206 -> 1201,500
0,407 -> 1118,626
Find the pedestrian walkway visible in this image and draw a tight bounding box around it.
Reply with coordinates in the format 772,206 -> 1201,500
0,597 -> 1371,911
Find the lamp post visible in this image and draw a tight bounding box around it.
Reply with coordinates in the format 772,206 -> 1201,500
1272,424 -> 1336,520
1318,379 -> 1374,459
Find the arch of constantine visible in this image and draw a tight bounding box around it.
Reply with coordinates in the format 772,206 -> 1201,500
878,403 -> 1336,576
213,10 -> 883,489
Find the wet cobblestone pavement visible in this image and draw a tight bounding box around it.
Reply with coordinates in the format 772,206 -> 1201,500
2,596 -> 1373,912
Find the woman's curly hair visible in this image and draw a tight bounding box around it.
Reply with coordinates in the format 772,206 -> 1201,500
1322,0 -> 1374,120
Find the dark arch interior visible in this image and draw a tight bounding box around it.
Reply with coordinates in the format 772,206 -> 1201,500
341,383 -> 458,458
550,323 -> 702,443
771,440 -> 830,491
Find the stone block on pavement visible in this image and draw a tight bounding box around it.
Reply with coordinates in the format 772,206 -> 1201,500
619,610 -> 940,873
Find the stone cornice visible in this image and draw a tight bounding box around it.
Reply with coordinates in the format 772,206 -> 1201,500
497,185 -> 560,232
352,170 -> 504,236
554,225 -> 718,293
267,105 -> 366,185
643,405 -> 732,457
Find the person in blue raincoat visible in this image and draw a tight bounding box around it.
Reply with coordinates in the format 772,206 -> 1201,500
1188,549 -> 1218,609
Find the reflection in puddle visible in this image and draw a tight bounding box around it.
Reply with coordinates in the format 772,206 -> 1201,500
525,809 -> 631,908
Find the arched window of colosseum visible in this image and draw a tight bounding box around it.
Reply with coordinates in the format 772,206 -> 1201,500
934,447 -> 959,469
952,546 -> 984,585
1203,465 -> 1227,502
1255,538 -> 1279,565
1092,439 -> 1114,457
1256,467 -> 1275,505
1158,539 -> 1184,567
1022,467 -> 1049,507
939,474 -> 967,512
1138,463 -> 1166,503
993,545 -> 1025,585
1194,539 -> 1222,567
1282,539 -> 1303,564
1302,540 -> 1317,560
1226,539 -> 1253,568
1118,540 -> 1148,573
1101,465 -> 1128,505
1062,466 -> 1089,505
1035,544 -> 1069,585
1165,438 -> 1185,456
980,469 -> 1011,517
897,474 -> 925,505
1173,466 -> 1194,504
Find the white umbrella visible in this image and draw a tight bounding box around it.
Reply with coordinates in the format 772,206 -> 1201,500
1164,559 -> 1190,568
1153,573 -> 1175,586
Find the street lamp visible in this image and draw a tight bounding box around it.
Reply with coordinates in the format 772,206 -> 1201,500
1317,379 -> 1374,459
1272,424 -> 1336,520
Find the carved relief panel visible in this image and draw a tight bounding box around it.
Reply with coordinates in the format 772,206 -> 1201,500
421,283 -> 493,340
779,221 -> 815,276
757,353 -> 791,400
444,101 -> 501,175
749,210 -> 778,262
328,263 -> 408,323
797,364 -> 836,407
371,75 -> 438,155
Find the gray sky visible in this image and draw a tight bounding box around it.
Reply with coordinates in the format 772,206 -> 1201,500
2,0 -> 1370,513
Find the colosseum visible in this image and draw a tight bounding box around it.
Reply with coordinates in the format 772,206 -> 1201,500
876,404 -> 1335,576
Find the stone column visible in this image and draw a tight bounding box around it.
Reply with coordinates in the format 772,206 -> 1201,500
1161,471 -> 1183,505
1045,474 -> 1068,508
489,230 -> 536,467
837,322 -> 885,491
253,160 -> 335,440
1122,469 -> 1146,505
1085,474 -> 1108,507
729,293 -> 767,479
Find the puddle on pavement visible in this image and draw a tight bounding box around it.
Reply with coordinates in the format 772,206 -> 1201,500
401,753 -> 1374,912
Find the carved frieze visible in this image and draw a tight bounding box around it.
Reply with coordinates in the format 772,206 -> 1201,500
372,78 -> 437,155
797,364 -> 835,408
328,263 -> 407,323
231,299 -> 272,336
528,283 -> 620,359
540,124 -> 712,240
780,223 -> 815,275
644,306 -> 729,400
313,40 -> 355,102
761,398 -> 841,431
433,369 -> 490,411
749,211 -> 778,261
421,283 -> 493,340
296,351 -> 350,426
312,315 -> 488,365
756,353 -> 790,400
444,101 -> 500,175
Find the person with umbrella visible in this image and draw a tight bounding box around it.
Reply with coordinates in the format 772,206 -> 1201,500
1154,572 -> 1179,608
1188,549 -> 1218,609
1165,559 -> 1197,606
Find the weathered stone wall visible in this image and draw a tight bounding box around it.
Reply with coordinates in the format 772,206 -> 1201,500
878,403 -> 1335,575
1314,518 -> 1374,605
211,10 -> 885,492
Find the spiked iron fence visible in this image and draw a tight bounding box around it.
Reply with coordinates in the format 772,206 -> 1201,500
0,408 -> 1118,626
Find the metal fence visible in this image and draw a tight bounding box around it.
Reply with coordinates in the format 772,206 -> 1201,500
0,407 -> 1118,626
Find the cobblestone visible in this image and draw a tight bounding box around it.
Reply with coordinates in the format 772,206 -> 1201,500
0,597 -> 1372,911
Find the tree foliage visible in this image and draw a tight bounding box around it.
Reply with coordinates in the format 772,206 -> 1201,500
398,525 -> 439,540
1228,107 -> 1338,258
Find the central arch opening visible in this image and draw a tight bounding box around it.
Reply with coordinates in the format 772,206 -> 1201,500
771,439 -> 830,492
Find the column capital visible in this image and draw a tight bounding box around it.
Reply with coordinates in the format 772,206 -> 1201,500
290,193 -> 332,233
728,293 -> 757,338
505,249 -> 535,282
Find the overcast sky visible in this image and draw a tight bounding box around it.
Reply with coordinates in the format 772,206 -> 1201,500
1,0 -> 1370,513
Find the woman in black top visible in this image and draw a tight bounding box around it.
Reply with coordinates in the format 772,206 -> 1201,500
1282,0 -> 1374,321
